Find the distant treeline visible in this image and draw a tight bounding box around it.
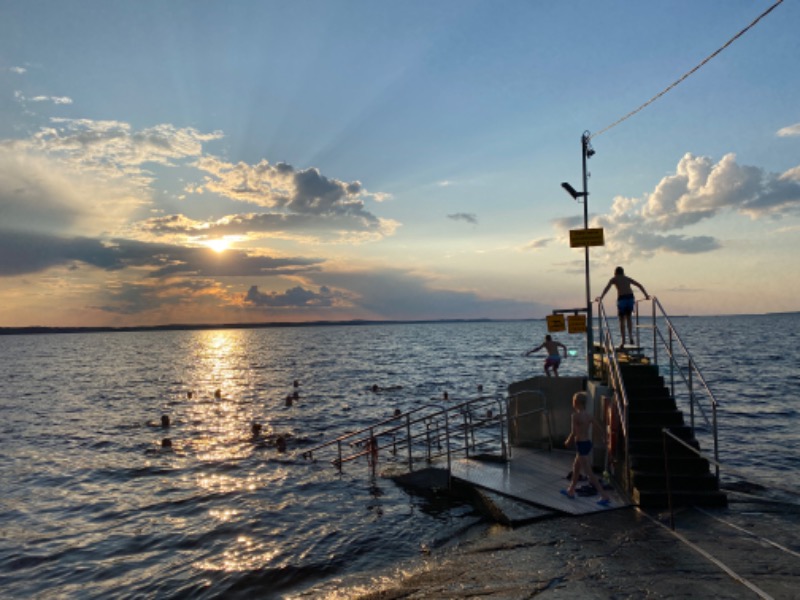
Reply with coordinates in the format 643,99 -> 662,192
0,318 -> 531,336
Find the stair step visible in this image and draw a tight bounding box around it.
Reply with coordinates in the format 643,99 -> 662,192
618,364 -> 661,379
629,436 -> 699,456
624,377 -> 666,391
631,471 -> 721,491
629,424 -> 694,441
628,396 -> 678,411
626,387 -> 672,401
629,410 -> 685,428
633,488 -> 728,508
630,455 -> 711,474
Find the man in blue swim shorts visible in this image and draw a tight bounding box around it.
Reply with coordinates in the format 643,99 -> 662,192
525,334 -> 567,377
598,266 -> 649,348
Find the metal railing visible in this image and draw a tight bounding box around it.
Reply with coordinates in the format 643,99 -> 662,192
595,302 -> 632,478
301,394 -> 509,477
595,296 -> 720,481
647,297 -> 720,479
507,388 -> 554,452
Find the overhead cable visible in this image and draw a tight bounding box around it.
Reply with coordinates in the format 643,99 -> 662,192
591,0 -> 785,139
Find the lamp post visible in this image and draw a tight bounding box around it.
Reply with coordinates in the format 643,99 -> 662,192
561,131 -> 595,377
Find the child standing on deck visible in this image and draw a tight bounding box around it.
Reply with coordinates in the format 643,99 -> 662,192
563,392 -> 611,505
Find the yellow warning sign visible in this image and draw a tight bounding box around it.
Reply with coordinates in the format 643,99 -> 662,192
569,228 -> 605,248
546,314 -> 565,332
567,314 -> 587,333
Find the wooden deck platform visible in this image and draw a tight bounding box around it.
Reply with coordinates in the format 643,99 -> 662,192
450,447 -> 630,515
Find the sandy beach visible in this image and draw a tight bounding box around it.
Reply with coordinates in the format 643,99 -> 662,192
311,493 -> 800,599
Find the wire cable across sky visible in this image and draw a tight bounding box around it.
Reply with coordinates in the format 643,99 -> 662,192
591,0 -> 785,139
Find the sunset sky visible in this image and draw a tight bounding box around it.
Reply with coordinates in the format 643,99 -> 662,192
1,0 -> 798,327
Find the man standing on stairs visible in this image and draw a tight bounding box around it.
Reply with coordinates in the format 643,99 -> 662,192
598,266 -> 649,348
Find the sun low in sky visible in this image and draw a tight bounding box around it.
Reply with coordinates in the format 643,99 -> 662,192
1,1 -> 798,328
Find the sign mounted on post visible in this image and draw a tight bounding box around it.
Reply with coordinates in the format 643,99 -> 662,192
546,314 -> 565,332
567,314 -> 587,333
569,228 -> 605,248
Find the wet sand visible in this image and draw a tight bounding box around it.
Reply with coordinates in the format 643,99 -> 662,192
314,494 -> 800,599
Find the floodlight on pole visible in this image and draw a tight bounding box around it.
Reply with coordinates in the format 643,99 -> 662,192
561,182 -> 586,200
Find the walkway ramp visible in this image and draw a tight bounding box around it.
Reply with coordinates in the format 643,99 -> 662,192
450,447 -> 629,515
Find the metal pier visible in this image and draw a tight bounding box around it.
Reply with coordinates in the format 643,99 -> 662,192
451,448 -> 628,515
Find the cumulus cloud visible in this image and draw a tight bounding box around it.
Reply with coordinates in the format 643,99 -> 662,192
447,212 -> 478,224
91,277 -> 229,316
244,285 -> 345,308
311,268 -> 543,320
639,153 -> 799,226
0,230 -> 322,278
777,123 -> 800,137
142,156 -> 400,243
194,157 -> 380,212
568,153 -> 800,262
136,211 -> 398,244
24,119 -> 222,184
0,145 -> 146,236
0,118 -> 226,240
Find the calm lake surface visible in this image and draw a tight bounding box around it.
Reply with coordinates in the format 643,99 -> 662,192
1,315 -> 798,598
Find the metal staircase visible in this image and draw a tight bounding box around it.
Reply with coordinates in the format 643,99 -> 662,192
596,298 -> 727,508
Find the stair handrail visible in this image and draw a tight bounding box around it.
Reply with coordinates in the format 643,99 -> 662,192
595,300 -> 632,481
646,297 -> 720,480
301,393 -> 508,476
648,298 -> 719,420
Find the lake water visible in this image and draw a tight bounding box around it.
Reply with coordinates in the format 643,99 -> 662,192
1,315 -> 798,598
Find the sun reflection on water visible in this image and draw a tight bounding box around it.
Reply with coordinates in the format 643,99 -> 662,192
196,535 -> 282,572
177,329 -> 298,575
184,330 -> 259,464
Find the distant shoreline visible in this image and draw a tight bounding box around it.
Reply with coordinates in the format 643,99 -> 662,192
0,318 -> 531,336
1,312 -> 796,336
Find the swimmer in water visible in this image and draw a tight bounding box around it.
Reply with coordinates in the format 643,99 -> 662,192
161,414 -> 171,428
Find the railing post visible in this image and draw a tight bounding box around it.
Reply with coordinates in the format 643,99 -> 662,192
405,414 -> 413,471
425,420 -> 432,463
713,403 -> 720,482
669,329 -> 675,399
496,396 -> 508,460
688,361 -> 695,434
663,429 -> 675,531
652,300 -> 658,366
596,299 -> 604,363
443,409 -> 452,478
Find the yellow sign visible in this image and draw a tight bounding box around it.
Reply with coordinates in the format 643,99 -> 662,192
567,314 -> 587,333
546,314 -> 565,332
569,228 -> 605,248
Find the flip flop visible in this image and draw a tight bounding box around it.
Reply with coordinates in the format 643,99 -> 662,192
560,489 -> 576,499
597,498 -> 611,507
